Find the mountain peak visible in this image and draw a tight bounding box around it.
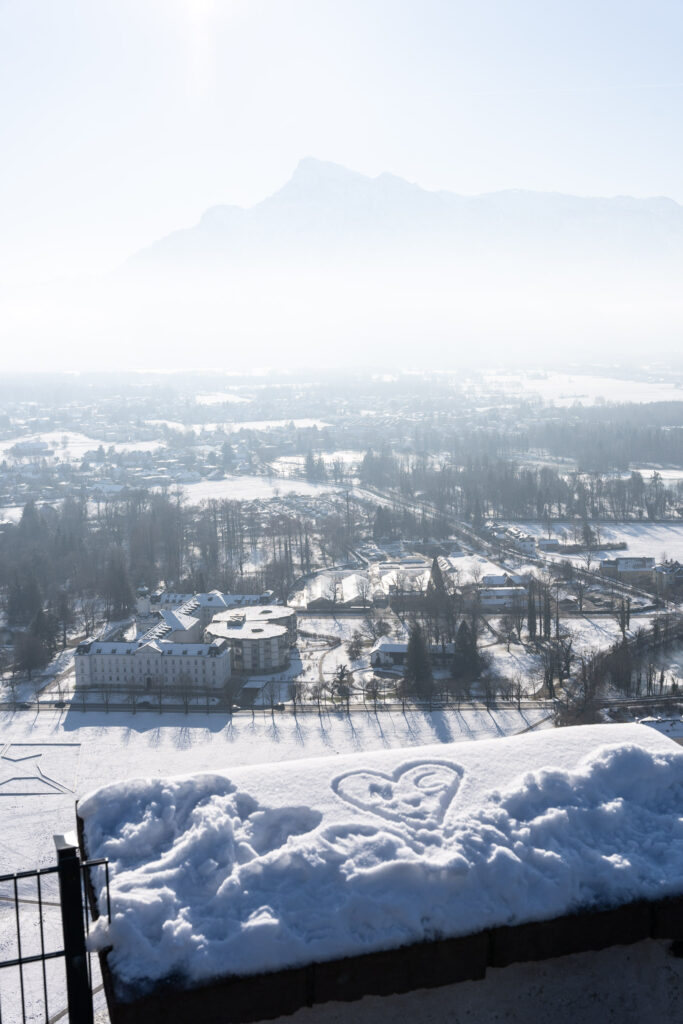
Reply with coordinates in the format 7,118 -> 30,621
284,157 -> 369,191
126,159 -> 683,273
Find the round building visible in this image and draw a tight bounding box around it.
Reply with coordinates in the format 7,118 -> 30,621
206,614 -> 290,674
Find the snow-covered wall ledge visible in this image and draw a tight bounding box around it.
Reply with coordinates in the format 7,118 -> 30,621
78,725 -> 683,1023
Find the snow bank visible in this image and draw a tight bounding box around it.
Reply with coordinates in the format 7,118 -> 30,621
80,725 -> 683,995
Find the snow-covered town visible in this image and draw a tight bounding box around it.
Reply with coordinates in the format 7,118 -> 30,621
2,367 -> 683,1022
5,2 -> 683,1020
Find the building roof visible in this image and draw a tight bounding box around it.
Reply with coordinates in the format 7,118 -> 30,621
139,609 -> 199,642
244,605 -> 296,622
212,605 -> 295,624
78,639 -> 228,657
207,619 -> 288,641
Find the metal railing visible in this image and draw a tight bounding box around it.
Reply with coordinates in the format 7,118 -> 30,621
0,836 -> 110,1024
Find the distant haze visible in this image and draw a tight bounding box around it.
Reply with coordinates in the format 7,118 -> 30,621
4,1 -> 683,371
130,158 -> 683,275
4,158 -> 683,372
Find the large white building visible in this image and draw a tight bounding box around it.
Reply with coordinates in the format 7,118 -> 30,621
205,606 -> 297,675
137,588 -> 274,627
74,637 -> 231,691
76,590 -> 297,691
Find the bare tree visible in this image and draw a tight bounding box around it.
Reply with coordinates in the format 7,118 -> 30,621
499,614 -> 516,652
511,595 -> 525,640
78,596 -> 98,638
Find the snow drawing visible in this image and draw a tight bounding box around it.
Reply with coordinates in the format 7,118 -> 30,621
332,761 -> 463,831
0,743 -> 79,796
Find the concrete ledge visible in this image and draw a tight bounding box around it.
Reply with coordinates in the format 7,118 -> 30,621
310,931 -> 489,1005
650,894 -> 683,939
489,900 -> 653,968
95,894 -> 683,1024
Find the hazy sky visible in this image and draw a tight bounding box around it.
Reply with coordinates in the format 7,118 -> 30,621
3,0 -> 683,282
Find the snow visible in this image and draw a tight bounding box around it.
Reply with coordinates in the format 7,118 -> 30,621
446,553 -> 508,585
507,521 -> 683,563
175,476 -> 340,504
299,615 -> 365,643
79,724 -> 683,994
272,450 -> 363,474
482,641 -> 541,687
0,705 -> 550,876
565,614 -> 654,653
485,371 -> 683,407
0,430 -> 164,461
195,392 -> 251,406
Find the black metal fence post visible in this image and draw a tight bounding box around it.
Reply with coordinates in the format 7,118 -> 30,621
54,833 -> 94,1024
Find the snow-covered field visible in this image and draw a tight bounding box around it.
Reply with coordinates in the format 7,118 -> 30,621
299,615 -> 369,642
177,475 -> 340,504
505,520 -> 683,563
485,372 -> 683,407
195,392 -> 251,406
621,467 -> 683,485
0,430 -> 164,461
272,450 -> 363,474
565,614 -> 654,653
0,706 -> 550,875
80,724 -> 683,992
482,642 -> 541,687
447,553 -> 510,584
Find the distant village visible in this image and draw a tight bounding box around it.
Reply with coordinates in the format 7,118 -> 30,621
1,372 -> 682,715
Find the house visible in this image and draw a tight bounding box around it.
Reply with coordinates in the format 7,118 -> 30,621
478,586 -> 527,611
481,572 -> 526,588
655,561 -> 683,592
599,556 -> 655,587
370,636 -> 455,668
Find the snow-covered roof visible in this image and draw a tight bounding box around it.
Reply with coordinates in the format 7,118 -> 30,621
480,586 -> 526,598
139,609 -> 199,642
244,605 -> 295,622
81,639 -> 228,657
371,635 -> 408,653
80,724 -> 683,991
207,618 -> 288,641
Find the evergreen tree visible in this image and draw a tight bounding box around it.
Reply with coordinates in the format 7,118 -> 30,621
14,630 -> 50,679
404,624 -> 433,697
542,588 -> 552,639
527,580 -> 537,640
452,620 -> 480,679
428,555 -> 447,597
7,574 -> 43,626
30,607 -> 59,658
103,547 -> 134,619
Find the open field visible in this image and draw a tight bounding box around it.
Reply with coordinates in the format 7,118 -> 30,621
503,520 -> 683,563
0,705 -> 551,874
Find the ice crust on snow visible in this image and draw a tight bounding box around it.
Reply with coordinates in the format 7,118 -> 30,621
79,725 -> 683,995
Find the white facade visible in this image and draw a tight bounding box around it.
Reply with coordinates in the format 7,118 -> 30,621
478,586 -> 527,610
206,615 -> 290,674
81,592 -> 292,690
74,638 -> 231,691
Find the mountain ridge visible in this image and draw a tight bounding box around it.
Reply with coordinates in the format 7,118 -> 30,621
126,158 -> 683,272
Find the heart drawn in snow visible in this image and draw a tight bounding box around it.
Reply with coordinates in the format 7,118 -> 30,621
332,762 -> 463,830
